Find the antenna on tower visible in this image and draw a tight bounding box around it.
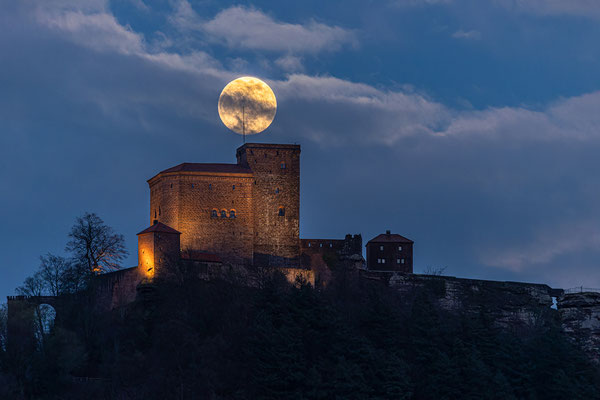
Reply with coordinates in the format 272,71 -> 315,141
242,104 -> 246,144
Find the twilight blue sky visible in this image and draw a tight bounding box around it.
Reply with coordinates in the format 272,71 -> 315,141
2,0 -> 600,299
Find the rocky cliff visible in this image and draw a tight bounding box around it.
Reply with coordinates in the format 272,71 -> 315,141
558,292 -> 600,363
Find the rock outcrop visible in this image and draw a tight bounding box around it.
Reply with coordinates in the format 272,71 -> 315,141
558,292 -> 600,363
362,271 -> 556,330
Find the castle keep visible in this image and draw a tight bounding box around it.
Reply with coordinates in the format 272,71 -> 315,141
146,143 -> 301,269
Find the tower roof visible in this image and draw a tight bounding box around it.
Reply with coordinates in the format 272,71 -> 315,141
148,162 -> 253,183
367,231 -> 413,244
159,162 -> 252,175
137,222 -> 181,235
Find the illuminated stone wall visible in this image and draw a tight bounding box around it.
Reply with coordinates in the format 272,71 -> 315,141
237,143 -> 301,266
149,171 -> 254,265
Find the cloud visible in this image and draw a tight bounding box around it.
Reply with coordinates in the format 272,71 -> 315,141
452,29 -> 481,40
3,0 -> 600,295
480,220 -> 600,272
274,55 -> 305,72
37,11 -> 144,55
197,6 -> 356,54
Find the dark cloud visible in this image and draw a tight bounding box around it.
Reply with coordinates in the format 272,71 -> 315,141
1,0 -> 600,302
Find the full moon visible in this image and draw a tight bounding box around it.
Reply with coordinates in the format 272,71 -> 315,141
218,77 -> 277,135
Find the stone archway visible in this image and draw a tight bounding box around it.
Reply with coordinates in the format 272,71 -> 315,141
6,295 -> 61,354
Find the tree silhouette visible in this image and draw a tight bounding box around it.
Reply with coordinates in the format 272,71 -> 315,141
65,212 -> 128,275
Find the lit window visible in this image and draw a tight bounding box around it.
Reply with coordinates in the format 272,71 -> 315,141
281,162 -> 286,169
230,210 -> 236,218
278,207 -> 285,216
329,243 -> 332,248
401,259 -> 405,264
211,210 -> 218,218
220,210 -> 227,218
320,243 -> 323,247
398,246 -> 402,251
382,258 -> 386,264
397,259 -> 401,264
380,245 -> 384,251
308,242 -> 311,247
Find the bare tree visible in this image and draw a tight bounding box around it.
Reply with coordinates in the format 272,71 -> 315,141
16,271 -> 44,297
38,253 -> 71,296
423,266 -> 447,276
65,212 -> 128,275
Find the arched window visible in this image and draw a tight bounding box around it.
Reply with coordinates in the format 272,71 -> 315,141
211,209 -> 218,218
278,207 -> 285,216
230,210 -> 236,218
220,210 -> 227,218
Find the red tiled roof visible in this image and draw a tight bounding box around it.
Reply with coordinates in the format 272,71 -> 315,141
137,222 -> 181,235
180,251 -> 222,263
159,163 -> 252,175
367,233 -> 413,244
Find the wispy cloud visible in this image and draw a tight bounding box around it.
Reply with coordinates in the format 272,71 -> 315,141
452,29 -> 481,40
480,221 -> 600,272
182,4 -> 357,54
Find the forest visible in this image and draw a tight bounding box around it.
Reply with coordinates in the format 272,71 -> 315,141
1,213 -> 599,399
1,268 -> 600,399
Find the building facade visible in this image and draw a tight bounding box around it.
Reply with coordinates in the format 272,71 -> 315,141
147,143 -> 301,267
366,230 -> 414,272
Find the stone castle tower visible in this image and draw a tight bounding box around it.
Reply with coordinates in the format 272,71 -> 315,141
147,143 -> 300,267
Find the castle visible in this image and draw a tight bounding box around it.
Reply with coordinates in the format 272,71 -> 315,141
7,142 -> 600,364
145,143 -> 302,269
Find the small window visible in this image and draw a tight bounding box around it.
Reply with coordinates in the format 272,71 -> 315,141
281,162 -> 286,169
379,245 -> 384,251
278,207 -> 285,216
211,209 -> 218,218
382,258 -> 386,264
154,210 -> 157,218
320,243 -> 323,248
397,259 -> 401,264
398,246 -> 402,251
191,183 -> 194,188
232,185 -> 235,190
401,259 -> 405,264
329,243 -> 332,248
170,183 -> 173,188
275,188 -> 280,194
209,184 -> 212,190
159,206 -> 161,216
220,210 -> 227,218
230,210 -> 236,218
308,242 -> 311,247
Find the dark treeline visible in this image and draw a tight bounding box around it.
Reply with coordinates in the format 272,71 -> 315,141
1,268 -> 599,400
